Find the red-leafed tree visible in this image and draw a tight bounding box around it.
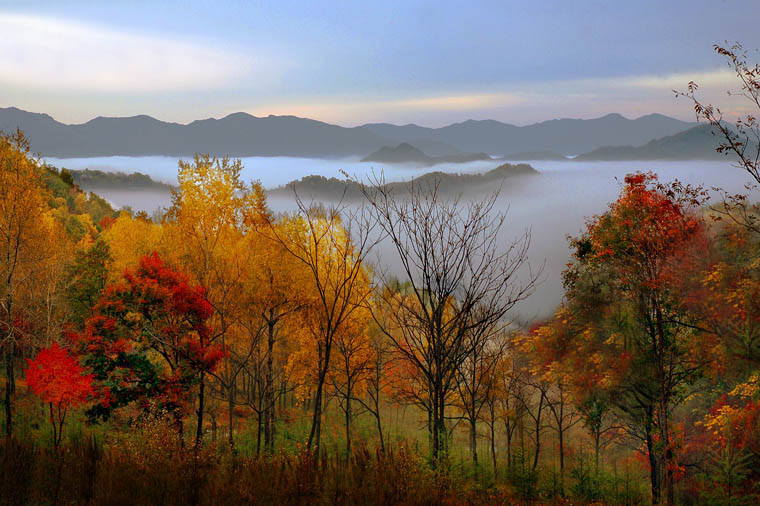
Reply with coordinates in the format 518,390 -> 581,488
75,253 -> 223,443
25,343 -> 94,448
561,172 -> 708,506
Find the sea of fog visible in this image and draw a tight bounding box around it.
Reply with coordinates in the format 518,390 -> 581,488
46,155 -> 751,321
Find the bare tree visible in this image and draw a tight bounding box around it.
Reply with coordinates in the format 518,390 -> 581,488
358,175 -> 539,465
677,42 -> 760,234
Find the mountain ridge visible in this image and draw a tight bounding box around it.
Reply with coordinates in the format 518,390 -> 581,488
0,106 -> 696,158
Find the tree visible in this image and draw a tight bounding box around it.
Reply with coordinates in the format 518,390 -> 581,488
65,239 -> 112,329
25,343 -> 93,448
244,227 -> 307,453
100,211 -> 164,281
328,304 -> 373,456
0,130 -> 60,438
75,253 -> 224,440
356,314 -> 393,453
562,173 -> 707,505
455,325 -> 508,472
678,43 -> 760,190
270,203 -> 375,455
166,153 -> 270,446
359,176 -> 538,466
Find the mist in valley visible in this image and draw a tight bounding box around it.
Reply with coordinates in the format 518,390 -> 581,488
49,155 -> 750,321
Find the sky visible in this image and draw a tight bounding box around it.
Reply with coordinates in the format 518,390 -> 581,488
1,0 -> 759,127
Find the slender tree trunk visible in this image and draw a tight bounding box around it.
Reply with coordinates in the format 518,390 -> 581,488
558,426 -> 565,494
506,419 -> 513,471
4,346 -> 12,439
532,392 -> 544,472
345,383 -> 352,457
195,371 -> 205,446
646,417 -> 660,505
489,405 -> 497,477
375,406 -> 385,453
264,318 -> 275,453
594,428 -> 601,475
308,341 -> 328,455
470,415 -> 478,468
228,383 -> 235,449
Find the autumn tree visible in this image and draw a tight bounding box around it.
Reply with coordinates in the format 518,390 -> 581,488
355,312 -> 394,452
0,130 -> 60,438
24,343 -> 93,448
100,211 -> 164,281
358,176 -> 538,465
271,201 -> 375,455
328,305 -> 374,456
244,228 -> 307,453
562,173 -> 707,505
65,239 -> 112,329
166,153 -> 269,446
75,253 -> 223,439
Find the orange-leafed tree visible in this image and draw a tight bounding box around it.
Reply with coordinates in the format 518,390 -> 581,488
166,154 -> 270,446
328,304 -> 374,456
0,130 -> 61,438
271,205 -> 375,455
25,343 -> 94,448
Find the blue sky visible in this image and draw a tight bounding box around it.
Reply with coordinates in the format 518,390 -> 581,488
2,0 -> 759,126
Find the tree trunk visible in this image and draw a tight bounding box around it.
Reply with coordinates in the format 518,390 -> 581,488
558,425 -> 565,494
264,318 -> 275,453
307,341 -> 328,455
195,371 -> 205,446
228,384 -> 235,449
646,419 -> 661,505
469,416 -> 478,468
375,407 -> 385,453
3,346 -> 12,439
532,393 -> 544,472
344,384 -> 352,457
490,407 -> 497,477
594,428 -> 601,475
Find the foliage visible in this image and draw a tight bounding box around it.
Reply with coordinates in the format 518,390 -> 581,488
24,343 -> 94,448
74,253 -> 223,425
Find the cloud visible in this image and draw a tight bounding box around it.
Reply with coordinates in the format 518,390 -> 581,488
0,13 -> 256,92
242,65 -> 750,126
244,91 -> 538,123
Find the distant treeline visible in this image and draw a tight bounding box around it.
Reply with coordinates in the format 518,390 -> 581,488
270,162 -> 538,200
52,167 -> 174,191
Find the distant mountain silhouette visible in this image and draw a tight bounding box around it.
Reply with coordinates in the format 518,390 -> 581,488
362,143 -> 430,164
0,107 -> 695,158
361,143 -> 491,166
573,125 -> 741,161
270,162 -> 538,201
501,151 -> 568,161
0,107 -> 391,158
361,113 -> 695,156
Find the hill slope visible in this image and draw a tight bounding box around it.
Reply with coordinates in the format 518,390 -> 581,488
573,125 -> 740,161
361,143 -> 492,166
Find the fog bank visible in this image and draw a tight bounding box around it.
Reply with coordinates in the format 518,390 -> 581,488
48,155 -> 750,321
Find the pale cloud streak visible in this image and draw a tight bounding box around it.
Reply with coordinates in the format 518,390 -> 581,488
244,68 -> 746,126
0,14 -> 258,92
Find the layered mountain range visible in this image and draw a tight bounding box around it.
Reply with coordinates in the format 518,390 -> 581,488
1,107 -> 703,159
